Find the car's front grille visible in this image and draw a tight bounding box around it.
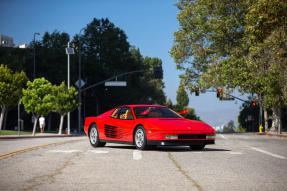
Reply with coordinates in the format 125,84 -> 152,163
178,134 -> 206,139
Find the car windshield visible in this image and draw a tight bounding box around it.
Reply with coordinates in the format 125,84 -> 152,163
133,107 -> 181,119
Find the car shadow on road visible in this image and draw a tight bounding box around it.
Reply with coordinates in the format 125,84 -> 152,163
106,145 -> 230,152
149,147 -> 231,152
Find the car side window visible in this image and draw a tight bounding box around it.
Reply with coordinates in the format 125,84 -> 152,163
119,107 -> 134,120
110,108 -> 120,119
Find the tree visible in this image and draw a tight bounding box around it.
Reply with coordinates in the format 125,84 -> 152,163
243,0 -> 287,133
71,18 -> 166,112
181,107 -> 200,120
0,65 -> 28,130
166,99 -> 173,109
22,78 -> 54,135
238,102 -> 259,132
165,98 -> 200,120
75,18 -> 131,85
171,0 -> 247,91
171,0 -> 287,133
176,84 -> 189,108
53,82 -> 79,134
36,31 -> 70,84
223,120 -> 235,133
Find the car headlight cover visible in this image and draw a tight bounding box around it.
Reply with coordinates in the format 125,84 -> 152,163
206,133 -> 216,139
165,134 -> 178,139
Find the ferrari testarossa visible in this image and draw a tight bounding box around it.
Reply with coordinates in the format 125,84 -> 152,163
84,105 -> 215,150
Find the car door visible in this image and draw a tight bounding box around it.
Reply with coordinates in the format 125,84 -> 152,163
103,107 -> 121,140
116,107 -> 136,142
104,107 -> 135,142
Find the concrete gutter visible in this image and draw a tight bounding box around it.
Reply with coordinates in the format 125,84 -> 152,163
254,132 -> 287,139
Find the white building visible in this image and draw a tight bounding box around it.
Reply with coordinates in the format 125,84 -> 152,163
18,43 -> 29,48
0,34 -> 14,47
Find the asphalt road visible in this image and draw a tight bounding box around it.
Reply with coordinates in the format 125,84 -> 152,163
0,134 -> 287,191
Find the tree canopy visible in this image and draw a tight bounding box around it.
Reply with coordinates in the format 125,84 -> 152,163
176,84 -> 189,108
0,65 -> 28,130
53,82 -> 79,134
171,0 -> 287,133
1,17 -> 167,131
22,78 -> 54,135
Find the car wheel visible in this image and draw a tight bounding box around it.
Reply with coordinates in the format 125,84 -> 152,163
190,145 -> 205,150
89,124 -> 106,147
134,126 -> 148,150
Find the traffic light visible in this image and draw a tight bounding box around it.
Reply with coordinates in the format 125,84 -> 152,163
153,66 -> 163,79
195,87 -> 199,96
217,89 -> 222,98
83,90 -> 87,97
252,101 -> 256,107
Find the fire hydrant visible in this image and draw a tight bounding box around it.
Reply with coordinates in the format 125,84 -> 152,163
259,125 -> 263,134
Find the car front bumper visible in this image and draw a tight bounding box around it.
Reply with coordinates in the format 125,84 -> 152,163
147,139 -> 215,146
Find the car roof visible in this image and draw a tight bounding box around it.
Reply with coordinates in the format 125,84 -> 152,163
119,105 -> 166,108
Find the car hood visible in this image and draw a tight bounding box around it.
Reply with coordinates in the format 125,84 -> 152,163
144,118 -> 215,132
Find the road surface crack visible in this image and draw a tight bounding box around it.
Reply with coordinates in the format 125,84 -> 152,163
23,152 -> 80,191
168,152 -> 203,191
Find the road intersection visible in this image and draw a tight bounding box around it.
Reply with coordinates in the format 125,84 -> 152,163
0,134 -> 287,191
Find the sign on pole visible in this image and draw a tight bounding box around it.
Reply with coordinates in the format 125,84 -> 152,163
105,81 -> 127,87
75,79 -> 86,88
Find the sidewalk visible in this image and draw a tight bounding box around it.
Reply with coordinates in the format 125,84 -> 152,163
0,133 -> 82,139
254,132 -> 287,139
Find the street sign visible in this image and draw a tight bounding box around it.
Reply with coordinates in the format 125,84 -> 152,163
220,97 -> 235,101
65,47 -> 74,54
105,81 -> 127,87
75,79 -> 86,88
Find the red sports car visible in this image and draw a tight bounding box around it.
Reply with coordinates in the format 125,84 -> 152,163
84,105 -> 215,150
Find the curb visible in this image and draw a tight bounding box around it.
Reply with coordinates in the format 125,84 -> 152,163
253,132 -> 287,139
0,134 -> 84,139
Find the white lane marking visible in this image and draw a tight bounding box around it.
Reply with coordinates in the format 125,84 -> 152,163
229,152 -> 242,155
47,150 -> 81,153
88,150 -> 109,154
133,150 -> 142,160
220,134 -> 229,140
249,146 -> 286,160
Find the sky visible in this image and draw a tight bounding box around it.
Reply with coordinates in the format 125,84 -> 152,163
0,0 -> 244,128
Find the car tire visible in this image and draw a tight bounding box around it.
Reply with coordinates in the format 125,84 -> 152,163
89,124 -> 106,147
190,145 -> 205,150
134,126 -> 148,150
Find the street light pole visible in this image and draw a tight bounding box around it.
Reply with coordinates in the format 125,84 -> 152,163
65,42 -> 75,135
33,32 -> 40,79
68,42 -> 70,135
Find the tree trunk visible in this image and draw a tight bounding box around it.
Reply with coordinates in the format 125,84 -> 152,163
0,106 -> 7,131
278,108 -> 282,134
32,115 -> 39,136
264,108 -> 268,132
58,114 -> 65,135
3,108 -> 8,130
270,106 -> 281,133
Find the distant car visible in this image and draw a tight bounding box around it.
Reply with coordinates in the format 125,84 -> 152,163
84,105 -> 215,150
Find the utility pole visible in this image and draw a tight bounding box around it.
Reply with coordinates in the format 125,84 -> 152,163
78,28 -> 85,134
18,99 -> 21,136
259,102 -> 263,129
78,42 -> 81,134
33,32 -> 40,79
